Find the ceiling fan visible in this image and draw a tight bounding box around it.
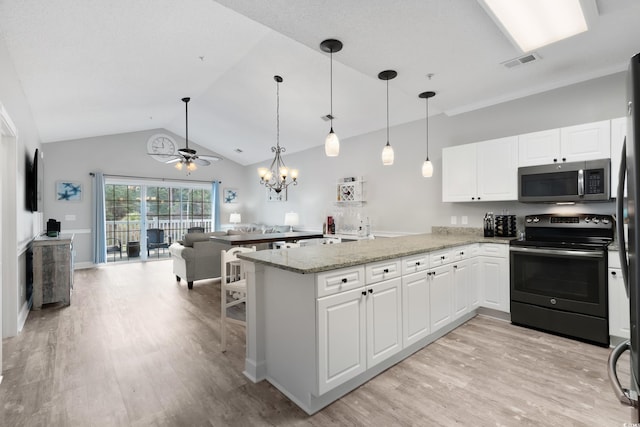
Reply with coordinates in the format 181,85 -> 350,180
163,97 -> 221,172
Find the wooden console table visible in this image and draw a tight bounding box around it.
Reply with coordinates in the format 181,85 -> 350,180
32,234 -> 74,310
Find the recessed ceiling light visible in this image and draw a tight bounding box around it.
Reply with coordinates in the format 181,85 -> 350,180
478,0 -> 593,52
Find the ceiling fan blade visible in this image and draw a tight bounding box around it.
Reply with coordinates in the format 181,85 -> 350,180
198,155 -> 222,162
178,147 -> 196,157
165,156 -> 182,164
193,157 -> 211,166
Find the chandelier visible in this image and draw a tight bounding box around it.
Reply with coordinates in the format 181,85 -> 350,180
258,75 -> 299,193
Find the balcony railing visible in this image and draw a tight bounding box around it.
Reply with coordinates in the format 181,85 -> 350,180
106,218 -> 214,249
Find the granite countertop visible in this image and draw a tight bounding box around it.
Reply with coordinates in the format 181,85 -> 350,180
237,232 -> 513,274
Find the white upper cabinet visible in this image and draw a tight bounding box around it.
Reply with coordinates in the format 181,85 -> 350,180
560,120 -> 611,161
442,143 -> 478,202
443,136 -> 518,202
477,136 -> 518,201
519,120 -> 611,167
518,129 -> 561,167
611,117 -> 627,198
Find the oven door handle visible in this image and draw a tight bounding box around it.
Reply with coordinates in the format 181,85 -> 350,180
509,246 -> 604,258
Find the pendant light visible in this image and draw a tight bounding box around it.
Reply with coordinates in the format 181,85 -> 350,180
419,91 -> 436,177
257,75 -> 299,193
320,39 -> 343,157
378,70 -> 397,166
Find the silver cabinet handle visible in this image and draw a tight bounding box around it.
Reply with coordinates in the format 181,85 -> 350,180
608,340 -> 638,407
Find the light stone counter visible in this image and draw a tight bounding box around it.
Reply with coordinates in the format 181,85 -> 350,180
237,232 -> 512,274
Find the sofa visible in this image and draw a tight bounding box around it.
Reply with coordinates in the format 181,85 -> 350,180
169,225 -> 290,289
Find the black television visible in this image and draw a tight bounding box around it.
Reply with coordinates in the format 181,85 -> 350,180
26,148 -> 41,212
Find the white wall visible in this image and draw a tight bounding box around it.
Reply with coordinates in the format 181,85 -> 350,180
0,35 -> 42,340
42,130 -> 250,265
246,72 -> 625,233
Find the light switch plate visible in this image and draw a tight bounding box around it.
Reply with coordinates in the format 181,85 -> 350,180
461,216 -> 468,225
450,215 -> 457,225
65,214 -> 76,221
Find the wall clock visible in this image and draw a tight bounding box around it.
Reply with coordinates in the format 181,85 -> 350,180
147,134 -> 177,161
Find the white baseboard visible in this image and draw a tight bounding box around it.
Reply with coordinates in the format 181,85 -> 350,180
74,261 -> 95,270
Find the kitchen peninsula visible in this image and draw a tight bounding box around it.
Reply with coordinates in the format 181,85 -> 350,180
237,231 -> 512,414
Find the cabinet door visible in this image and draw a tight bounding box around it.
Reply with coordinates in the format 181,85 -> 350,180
453,259 -> 470,319
560,120 -> 611,162
468,257 -> 481,310
609,268 -> 630,339
429,265 -> 453,332
442,143 -> 478,202
402,271 -> 430,347
477,136 -> 518,201
367,278 -> 403,368
518,129 -> 561,167
480,256 -> 509,313
317,287 -> 366,394
611,117 -> 627,199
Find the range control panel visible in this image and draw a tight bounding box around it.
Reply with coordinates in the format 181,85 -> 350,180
525,214 -> 613,229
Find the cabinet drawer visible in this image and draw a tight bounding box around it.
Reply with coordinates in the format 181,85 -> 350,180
451,245 -> 473,261
430,250 -> 452,267
365,259 -> 402,284
402,253 -> 429,275
317,266 -> 365,298
479,243 -> 508,257
468,243 -> 481,257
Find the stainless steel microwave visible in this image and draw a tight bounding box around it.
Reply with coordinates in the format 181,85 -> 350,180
518,159 -> 610,203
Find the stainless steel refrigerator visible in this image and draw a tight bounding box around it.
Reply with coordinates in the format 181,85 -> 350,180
609,51 -> 640,422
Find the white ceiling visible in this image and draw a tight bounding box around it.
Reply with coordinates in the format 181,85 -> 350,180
0,0 -> 639,165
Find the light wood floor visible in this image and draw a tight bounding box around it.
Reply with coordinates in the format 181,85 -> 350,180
1,260 -> 631,426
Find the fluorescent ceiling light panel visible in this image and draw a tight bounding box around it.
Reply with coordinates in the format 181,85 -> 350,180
479,0 -> 589,52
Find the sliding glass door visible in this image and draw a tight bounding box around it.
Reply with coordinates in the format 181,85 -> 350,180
104,179 -> 214,262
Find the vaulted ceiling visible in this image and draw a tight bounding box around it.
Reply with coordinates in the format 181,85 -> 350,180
1,0 -> 639,165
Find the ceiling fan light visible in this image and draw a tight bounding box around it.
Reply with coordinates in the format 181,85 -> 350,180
325,130 -> 340,156
187,161 -> 197,172
382,142 -> 394,166
422,159 -> 434,177
175,161 -> 183,171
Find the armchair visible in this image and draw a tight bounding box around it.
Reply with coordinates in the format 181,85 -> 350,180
147,228 -> 170,257
106,237 -> 122,261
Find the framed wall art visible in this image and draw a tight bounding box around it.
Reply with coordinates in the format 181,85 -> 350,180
224,188 -> 238,203
56,181 -> 82,202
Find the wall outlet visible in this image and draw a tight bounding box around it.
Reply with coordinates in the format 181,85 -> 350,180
65,214 -> 76,221
461,216 -> 468,225
450,215 -> 457,225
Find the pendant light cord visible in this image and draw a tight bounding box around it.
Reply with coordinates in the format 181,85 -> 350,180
425,96 -> 429,160
386,79 -> 390,143
330,49 -> 333,129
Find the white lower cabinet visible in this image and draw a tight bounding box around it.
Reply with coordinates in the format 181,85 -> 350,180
317,243 -> 510,397
429,264 -> 454,332
402,270 -> 430,347
317,287 -> 367,395
366,278 -> 403,368
608,251 -> 630,340
479,244 -> 510,313
453,258 -> 470,319
317,277 -> 402,395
